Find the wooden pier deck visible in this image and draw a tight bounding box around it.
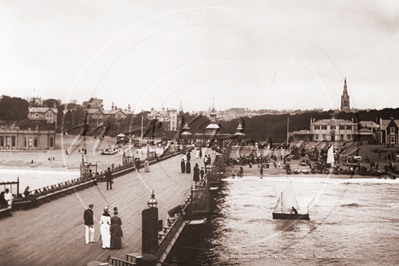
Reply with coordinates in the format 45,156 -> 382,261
0,151 -> 210,266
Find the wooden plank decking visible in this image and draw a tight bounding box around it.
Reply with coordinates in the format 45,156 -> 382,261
0,151 -> 211,266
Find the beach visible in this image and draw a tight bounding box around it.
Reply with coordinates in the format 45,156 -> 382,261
0,134 -> 156,191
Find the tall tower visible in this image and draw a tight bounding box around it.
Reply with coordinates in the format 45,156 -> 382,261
341,78 -> 350,112
178,99 -> 184,115
206,98 -> 219,135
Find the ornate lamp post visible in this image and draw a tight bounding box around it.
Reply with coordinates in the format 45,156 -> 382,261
142,190 -> 159,255
147,190 -> 157,208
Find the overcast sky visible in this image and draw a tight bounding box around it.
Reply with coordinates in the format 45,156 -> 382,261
1,0 -> 398,113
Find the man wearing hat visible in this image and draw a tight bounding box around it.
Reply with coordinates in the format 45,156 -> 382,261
84,204 -> 95,244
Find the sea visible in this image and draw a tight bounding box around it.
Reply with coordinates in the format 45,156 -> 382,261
167,175 -> 399,266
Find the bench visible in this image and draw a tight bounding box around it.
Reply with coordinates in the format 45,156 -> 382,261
12,199 -> 34,210
110,257 -> 136,266
0,207 -> 12,218
36,180 -> 95,206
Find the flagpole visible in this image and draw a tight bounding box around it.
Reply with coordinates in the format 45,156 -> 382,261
141,112 -> 143,146
287,116 -> 289,145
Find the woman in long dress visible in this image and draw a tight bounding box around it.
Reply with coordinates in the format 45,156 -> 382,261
193,163 -> 200,183
180,159 -> 185,173
186,161 -> 191,174
100,206 -> 111,249
110,207 -> 123,249
144,159 -> 150,172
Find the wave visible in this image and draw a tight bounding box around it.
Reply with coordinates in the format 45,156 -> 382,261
340,203 -> 361,207
339,179 -> 399,185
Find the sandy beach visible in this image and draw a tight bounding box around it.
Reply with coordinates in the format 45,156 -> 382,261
0,134 -> 145,190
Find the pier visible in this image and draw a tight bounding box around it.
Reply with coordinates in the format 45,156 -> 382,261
0,148 -> 214,266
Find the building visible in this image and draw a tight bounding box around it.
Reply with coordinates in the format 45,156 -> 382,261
28,107 -> 58,128
147,108 -> 178,131
0,125 -> 56,150
293,117 -> 360,143
86,103 -> 134,125
189,102 -> 232,147
341,78 -> 350,112
379,118 -> 399,144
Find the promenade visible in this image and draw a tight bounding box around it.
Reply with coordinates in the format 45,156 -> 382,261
0,150 -> 210,266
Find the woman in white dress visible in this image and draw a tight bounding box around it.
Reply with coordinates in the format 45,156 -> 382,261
144,159 -> 150,172
100,206 -> 111,249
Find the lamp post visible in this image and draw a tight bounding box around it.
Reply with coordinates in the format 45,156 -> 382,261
147,190 -> 157,208
142,190 -> 158,255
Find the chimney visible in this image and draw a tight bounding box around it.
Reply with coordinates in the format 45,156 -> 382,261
112,102 -> 114,111
128,104 -> 131,111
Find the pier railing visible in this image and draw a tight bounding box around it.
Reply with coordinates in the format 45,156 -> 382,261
10,147 -> 191,212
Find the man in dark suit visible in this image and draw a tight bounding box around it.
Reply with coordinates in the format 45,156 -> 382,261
105,167 -> 112,190
135,158 -> 141,173
84,204 -> 94,244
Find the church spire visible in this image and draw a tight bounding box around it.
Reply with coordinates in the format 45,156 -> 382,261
341,77 -> 350,112
343,77 -> 348,94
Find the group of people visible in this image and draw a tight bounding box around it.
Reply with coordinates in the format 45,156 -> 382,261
135,158 -> 150,173
192,163 -> 205,184
0,188 -> 13,208
83,204 -> 123,249
180,150 -> 209,184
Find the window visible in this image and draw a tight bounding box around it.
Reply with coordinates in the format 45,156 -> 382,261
391,127 -> 395,134
6,136 -> 10,147
322,126 -> 327,130
50,137 -> 54,147
314,125 -> 320,130
0,136 -> 3,147
341,134 -> 344,140
347,135 -> 351,140
346,125 -> 351,130
28,137 -> 32,147
34,137 -> 38,147
315,135 -> 319,140
25,137 -> 27,147
330,126 -> 336,130
11,136 -> 15,147
339,125 -> 345,130
322,134 -> 326,139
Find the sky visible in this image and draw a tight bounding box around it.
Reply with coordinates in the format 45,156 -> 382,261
0,0 -> 398,113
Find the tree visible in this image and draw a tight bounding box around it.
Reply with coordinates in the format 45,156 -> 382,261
43,98 -> 61,108
0,96 -> 29,121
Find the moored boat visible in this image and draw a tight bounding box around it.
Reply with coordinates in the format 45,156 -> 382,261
101,149 -> 118,155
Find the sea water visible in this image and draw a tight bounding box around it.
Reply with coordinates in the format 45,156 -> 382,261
167,175 -> 399,265
0,168 -> 81,192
